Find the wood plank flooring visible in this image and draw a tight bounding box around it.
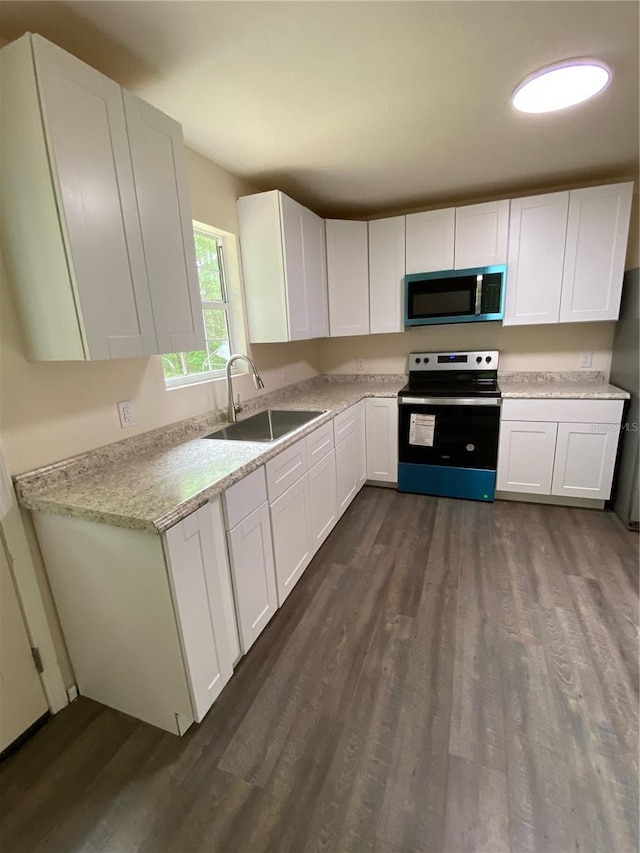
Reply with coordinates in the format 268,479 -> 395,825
1,488 -> 638,852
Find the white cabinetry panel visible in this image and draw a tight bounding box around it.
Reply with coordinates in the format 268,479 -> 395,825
306,421 -> 334,465
226,502 -> 277,654
32,35 -> 152,360
405,208 -> 455,274
365,398 -> 398,483
123,91 -> 205,354
164,500 -> 236,723
560,183 -> 634,323
303,207 -> 329,339
270,475 -> 312,604
308,450 -> 338,555
369,216 -> 405,333
326,219 -> 370,337
280,193 -> 309,340
335,431 -> 358,517
551,423 -> 620,500
504,192 -> 569,326
497,421 -> 557,494
266,437 -> 308,502
454,200 -> 510,269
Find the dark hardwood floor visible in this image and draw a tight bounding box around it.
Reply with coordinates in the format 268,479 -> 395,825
1,488 -> 638,852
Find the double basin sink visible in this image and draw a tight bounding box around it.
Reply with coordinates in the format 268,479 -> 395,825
203,409 -> 326,443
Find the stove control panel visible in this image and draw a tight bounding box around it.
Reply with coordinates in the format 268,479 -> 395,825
409,351 -> 499,371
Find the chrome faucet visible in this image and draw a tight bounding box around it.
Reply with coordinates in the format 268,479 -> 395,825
225,353 -> 265,423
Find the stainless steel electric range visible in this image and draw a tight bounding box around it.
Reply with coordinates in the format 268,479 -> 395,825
397,350 -> 501,502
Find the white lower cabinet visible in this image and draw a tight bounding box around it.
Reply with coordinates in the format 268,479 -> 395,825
497,421 -> 557,494
308,449 -> 338,554
365,397 -> 398,483
497,399 -> 624,504
225,500 -> 277,655
32,498 -> 239,735
270,474 -> 313,605
334,400 -> 366,517
552,422 -> 620,500
163,500 -> 238,722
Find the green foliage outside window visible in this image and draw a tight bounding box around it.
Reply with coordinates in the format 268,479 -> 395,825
162,228 -> 232,382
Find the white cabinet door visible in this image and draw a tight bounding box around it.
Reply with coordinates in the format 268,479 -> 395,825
302,208 -> 329,339
164,500 -> 237,723
504,192 -> 569,326
405,208 -> 455,274
551,423 -> 620,500
123,91 -> 205,355
356,400 -> 367,488
560,183 -> 634,323
308,450 -> 338,555
280,193 -> 310,341
454,200 -> 510,269
270,475 -> 313,605
326,219 -> 370,337
335,431 -> 358,518
226,502 -> 277,654
497,421 -> 557,494
369,216 -> 405,334
32,35 -> 153,360
365,397 -> 398,483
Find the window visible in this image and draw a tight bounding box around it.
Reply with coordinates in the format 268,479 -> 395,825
162,226 -> 234,386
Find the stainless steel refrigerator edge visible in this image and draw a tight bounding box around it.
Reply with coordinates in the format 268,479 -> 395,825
610,267 -> 639,530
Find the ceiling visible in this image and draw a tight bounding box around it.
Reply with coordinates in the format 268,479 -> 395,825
1,1 -> 638,217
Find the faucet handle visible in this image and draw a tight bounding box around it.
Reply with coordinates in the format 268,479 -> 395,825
234,394 -> 242,414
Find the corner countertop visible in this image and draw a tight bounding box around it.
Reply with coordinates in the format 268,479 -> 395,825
498,371 -> 630,400
15,377 -> 404,535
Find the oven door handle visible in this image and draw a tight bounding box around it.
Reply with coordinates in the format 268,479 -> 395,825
399,396 -> 502,407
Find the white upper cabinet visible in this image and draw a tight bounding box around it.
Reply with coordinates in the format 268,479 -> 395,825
454,200 -> 510,269
504,192 -> 569,326
368,216 -> 405,334
0,34 -> 203,361
302,207 -> 330,339
122,91 -> 205,355
559,182 -> 634,323
237,190 -> 329,343
404,200 -> 508,275
326,219 -> 370,337
405,208 -> 455,274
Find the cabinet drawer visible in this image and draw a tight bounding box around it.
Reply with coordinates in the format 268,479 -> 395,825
306,420 -> 334,465
333,401 -> 362,444
266,437 -> 308,502
501,398 -> 624,425
223,466 -> 267,530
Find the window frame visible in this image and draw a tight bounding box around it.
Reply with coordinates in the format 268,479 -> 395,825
163,224 -> 236,389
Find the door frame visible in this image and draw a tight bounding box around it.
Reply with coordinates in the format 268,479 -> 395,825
0,444 -> 68,714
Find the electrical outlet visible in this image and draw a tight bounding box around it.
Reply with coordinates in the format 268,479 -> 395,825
356,358 -> 365,371
117,400 -> 136,428
580,352 -> 593,368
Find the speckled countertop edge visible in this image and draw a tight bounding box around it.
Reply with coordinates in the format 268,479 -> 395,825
498,371 -> 630,399
15,371 -> 630,534
16,376 -> 405,534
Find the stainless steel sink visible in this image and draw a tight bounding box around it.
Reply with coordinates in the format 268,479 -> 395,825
202,409 -> 326,442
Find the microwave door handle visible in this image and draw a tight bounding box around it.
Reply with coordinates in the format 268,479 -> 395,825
475,275 -> 483,315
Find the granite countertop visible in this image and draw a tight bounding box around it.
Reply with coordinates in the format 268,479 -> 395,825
498,371 -> 630,400
15,377 -> 404,534
14,371 -> 630,534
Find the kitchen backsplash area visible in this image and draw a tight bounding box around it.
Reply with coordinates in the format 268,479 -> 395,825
318,319 -> 617,378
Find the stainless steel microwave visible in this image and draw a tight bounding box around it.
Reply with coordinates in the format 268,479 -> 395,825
404,265 -> 506,327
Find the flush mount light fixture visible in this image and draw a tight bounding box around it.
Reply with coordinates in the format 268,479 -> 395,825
512,59 -> 611,113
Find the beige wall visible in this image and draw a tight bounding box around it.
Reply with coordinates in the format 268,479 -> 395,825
319,322 -> 617,377
0,147 -> 320,475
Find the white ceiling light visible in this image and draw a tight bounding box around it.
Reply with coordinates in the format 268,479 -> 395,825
512,59 -> 611,113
